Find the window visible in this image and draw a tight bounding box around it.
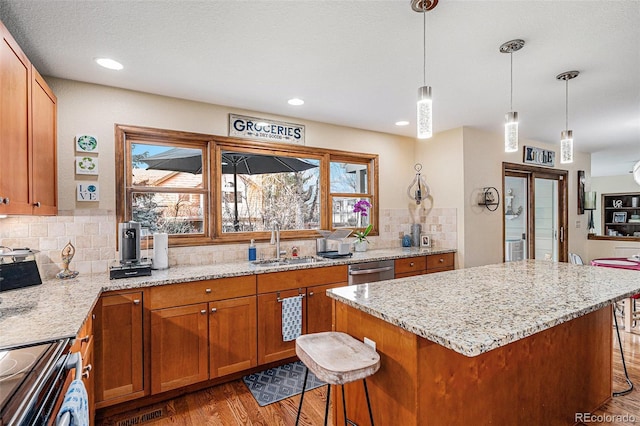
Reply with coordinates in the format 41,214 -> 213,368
116,125 -> 378,246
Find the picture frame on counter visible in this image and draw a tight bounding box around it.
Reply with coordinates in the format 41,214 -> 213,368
612,212 -> 627,223
420,234 -> 431,247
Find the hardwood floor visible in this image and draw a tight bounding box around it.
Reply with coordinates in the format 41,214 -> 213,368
99,330 -> 640,426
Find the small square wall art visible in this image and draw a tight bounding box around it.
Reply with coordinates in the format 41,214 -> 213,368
76,156 -> 99,175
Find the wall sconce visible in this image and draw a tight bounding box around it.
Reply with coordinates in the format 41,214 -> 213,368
407,163 -> 430,204
584,191 -> 597,234
478,187 -> 500,211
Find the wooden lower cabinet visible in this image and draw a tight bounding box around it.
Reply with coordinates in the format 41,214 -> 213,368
82,335 -> 95,426
150,303 -> 209,394
209,296 -> 257,378
95,291 -> 145,407
257,288 -> 306,365
306,282 -> 348,334
395,253 -> 455,278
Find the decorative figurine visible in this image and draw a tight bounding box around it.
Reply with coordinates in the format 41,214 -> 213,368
56,241 -> 79,279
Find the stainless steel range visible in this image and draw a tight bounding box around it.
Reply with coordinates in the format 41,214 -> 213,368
0,339 -> 71,425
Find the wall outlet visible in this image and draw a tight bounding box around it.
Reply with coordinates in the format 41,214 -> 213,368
575,220 -> 581,228
364,337 -> 376,351
398,231 -> 404,238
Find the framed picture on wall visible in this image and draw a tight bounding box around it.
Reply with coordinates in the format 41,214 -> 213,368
420,234 -> 431,248
612,212 -> 627,223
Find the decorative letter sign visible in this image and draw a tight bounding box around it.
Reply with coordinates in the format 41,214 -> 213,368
523,146 -> 555,167
77,183 -> 99,201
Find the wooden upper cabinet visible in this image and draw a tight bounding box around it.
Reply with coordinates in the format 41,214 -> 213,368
0,21 -> 57,215
30,67 -> 57,214
0,21 -> 31,214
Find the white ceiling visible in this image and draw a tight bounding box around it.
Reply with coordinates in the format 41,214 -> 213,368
1,0 -> 638,176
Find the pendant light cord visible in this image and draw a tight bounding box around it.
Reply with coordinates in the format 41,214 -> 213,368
510,51 -> 513,111
423,3 -> 427,86
565,79 -> 569,131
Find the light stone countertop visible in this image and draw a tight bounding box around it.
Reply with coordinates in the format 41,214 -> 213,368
0,247 -> 453,349
327,259 -> 640,357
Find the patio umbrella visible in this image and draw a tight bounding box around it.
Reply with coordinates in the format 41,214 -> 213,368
142,149 -> 318,230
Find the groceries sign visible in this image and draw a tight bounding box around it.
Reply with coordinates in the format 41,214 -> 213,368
229,114 -> 305,145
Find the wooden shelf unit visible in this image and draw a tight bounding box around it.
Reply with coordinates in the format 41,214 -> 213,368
601,192 -> 640,238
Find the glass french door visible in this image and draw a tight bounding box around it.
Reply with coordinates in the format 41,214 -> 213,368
503,163 -> 568,262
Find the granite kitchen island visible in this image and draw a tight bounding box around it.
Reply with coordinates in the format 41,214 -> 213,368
327,260 -> 640,425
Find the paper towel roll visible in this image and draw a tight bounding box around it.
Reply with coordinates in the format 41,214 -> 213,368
153,233 -> 169,270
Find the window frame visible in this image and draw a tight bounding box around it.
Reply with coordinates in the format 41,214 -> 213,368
116,124 -> 378,247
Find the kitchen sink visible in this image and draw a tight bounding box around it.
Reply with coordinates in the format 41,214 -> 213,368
251,256 -> 325,267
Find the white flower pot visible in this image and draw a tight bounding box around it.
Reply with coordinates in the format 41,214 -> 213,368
354,241 -> 368,252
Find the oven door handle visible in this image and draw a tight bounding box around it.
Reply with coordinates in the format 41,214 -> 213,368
349,266 -> 393,275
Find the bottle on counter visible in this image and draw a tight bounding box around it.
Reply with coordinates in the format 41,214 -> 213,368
248,239 -> 257,261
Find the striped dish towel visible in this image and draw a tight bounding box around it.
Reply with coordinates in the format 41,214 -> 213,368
281,295 -> 303,342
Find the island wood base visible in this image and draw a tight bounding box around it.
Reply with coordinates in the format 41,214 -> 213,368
332,302 -> 612,425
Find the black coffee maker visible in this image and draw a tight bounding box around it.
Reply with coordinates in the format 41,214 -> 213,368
110,221 -> 152,279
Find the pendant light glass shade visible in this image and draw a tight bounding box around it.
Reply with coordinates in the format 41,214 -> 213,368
634,160 -> 640,186
417,85 -> 432,139
500,39 -> 524,153
560,130 -> 573,164
557,71 -> 579,165
505,111 -> 518,152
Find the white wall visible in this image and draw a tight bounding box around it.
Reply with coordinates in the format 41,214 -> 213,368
47,78 -> 416,211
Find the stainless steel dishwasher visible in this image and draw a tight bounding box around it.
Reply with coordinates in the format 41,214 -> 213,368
348,259 -> 394,285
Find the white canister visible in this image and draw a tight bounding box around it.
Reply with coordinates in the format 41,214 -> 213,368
632,197 -> 639,208
338,242 -> 351,255
153,233 -> 169,269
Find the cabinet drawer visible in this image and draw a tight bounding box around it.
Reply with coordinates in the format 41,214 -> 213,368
426,253 -> 454,270
257,265 -> 348,294
395,257 -> 427,275
149,275 -> 256,309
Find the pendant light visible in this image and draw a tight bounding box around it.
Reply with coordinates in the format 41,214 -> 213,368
634,160 -> 640,186
556,70 -> 579,164
412,0 -> 438,139
499,39 -> 525,153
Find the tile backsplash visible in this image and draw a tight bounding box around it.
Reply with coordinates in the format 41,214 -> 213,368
0,208 -> 456,279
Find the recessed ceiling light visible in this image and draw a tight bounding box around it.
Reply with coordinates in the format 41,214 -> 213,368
288,98 -> 304,106
95,58 -> 123,70
395,121 -> 410,126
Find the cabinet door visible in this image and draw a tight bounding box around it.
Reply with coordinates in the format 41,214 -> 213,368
0,23 -> 31,214
30,67 -> 57,214
94,292 -> 144,406
307,282 -> 348,334
426,253 -> 455,273
209,296 -> 257,378
151,303 -> 209,394
257,289 -> 306,365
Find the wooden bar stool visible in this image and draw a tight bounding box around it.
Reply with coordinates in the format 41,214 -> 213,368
295,331 -> 380,426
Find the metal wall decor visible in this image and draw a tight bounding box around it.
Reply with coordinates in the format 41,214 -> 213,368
407,163 -> 430,204
478,187 -> 500,211
577,170 -> 585,215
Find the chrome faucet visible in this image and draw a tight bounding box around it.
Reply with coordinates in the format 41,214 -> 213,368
270,222 -> 286,260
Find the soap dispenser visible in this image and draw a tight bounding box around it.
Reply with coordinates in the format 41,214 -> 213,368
248,239 -> 256,261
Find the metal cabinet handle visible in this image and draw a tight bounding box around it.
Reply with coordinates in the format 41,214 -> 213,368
308,292 -> 314,296
133,299 -> 141,305
211,307 -> 217,313
82,364 -> 92,379
409,262 -> 415,267
92,314 -> 95,320
80,335 -> 90,343
33,201 -> 41,207
3,198 -> 9,205
200,309 -> 207,314
0,197 -> 4,204
205,288 -> 212,294
439,258 -> 444,263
